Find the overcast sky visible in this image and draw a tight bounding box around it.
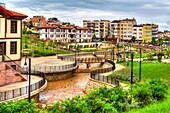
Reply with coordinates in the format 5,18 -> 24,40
3,0 -> 170,31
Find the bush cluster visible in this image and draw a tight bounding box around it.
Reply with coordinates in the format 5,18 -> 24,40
0,80 -> 168,113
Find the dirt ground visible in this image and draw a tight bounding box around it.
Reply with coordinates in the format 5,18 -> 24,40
39,73 -> 90,105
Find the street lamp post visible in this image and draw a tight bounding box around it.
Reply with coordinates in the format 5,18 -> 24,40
24,57 -> 31,103
112,46 -> 114,62
56,40 -> 58,58
139,48 -> 142,82
131,53 -> 134,85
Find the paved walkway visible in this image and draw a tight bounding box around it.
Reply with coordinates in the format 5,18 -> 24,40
0,75 -> 42,92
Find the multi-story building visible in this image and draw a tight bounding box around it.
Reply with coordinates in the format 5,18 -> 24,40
30,16 -> 46,27
0,6 -> 28,86
158,30 -> 170,39
110,20 -> 121,38
0,6 -> 27,62
142,24 -> 158,42
133,25 -> 143,42
46,18 -> 62,26
83,20 -> 110,38
111,18 -> 137,42
39,25 -> 94,43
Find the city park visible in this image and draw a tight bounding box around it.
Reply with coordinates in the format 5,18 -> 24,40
1,30 -> 170,113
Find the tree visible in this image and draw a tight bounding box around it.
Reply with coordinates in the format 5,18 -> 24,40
51,17 -> 58,20
158,38 -> 163,46
131,36 -> 136,43
151,38 -> 157,45
28,21 -> 33,29
22,28 -> 27,34
92,34 -> 96,42
105,35 -> 108,41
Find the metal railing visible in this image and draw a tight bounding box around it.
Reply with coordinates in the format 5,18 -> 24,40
31,63 -> 76,73
90,59 -> 119,86
90,73 -> 119,86
59,52 -> 119,86
58,51 -> 110,61
0,71 -> 46,102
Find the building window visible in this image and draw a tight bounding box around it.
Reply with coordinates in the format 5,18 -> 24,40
50,29 -> 54,32
10,42 -> 17,54
11,20 -> 17,33
50,34 -> 54,38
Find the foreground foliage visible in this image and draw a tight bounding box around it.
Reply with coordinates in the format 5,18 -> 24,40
0,99 -> 38,113
0,80 -> 168,113
48,79 -> 168,113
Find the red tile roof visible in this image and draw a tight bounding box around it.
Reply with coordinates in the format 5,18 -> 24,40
76,27 -> 89,30
38,26 -> 58,29
60,26 -> 75,29
0,6 -> 28,19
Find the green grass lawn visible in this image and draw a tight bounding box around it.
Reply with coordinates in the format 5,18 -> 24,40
116,62 -> 170,85
125,91 -> 170,113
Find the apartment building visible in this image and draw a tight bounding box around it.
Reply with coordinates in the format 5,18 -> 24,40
110,20 -> 121,38
142,24 -> 158,42
133,25 -> 143,42
39,25 -> 94,43
83,20 -> 110,38
111,18 -> 137,42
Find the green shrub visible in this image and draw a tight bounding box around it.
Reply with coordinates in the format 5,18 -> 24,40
130,82 -> 152,107
146,53 -> 154,61
148,79 -> 168,101
0,99 -> 38,113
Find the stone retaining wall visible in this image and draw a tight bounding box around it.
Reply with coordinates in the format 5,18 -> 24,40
85,78 -> 115,92
46,69 -> 76,81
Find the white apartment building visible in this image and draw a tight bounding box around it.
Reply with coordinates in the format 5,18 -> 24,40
39,26 -> 94,43
133,25 -> 143,41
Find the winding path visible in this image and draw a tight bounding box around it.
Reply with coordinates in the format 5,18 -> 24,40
39,73 -> 90,105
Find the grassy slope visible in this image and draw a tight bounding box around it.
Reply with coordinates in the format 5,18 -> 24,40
117,62 -> 170,84
125,91 -> 170,113
116,62 -> 170,112
22,34 -> 72,55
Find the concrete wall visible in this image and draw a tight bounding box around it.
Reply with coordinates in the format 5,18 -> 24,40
85,78 -> 115,92
45,70 -> 75,81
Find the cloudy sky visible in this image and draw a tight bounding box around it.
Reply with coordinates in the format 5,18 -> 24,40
2,0 -> 170,31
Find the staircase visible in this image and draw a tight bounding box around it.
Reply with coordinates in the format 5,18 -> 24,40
0,62 -> 27,86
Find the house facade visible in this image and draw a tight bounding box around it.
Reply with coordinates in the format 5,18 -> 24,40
0,6 -> 28,86
39,25 -> 94,43
0,6 -> 27,63
30,16 -> 46,27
